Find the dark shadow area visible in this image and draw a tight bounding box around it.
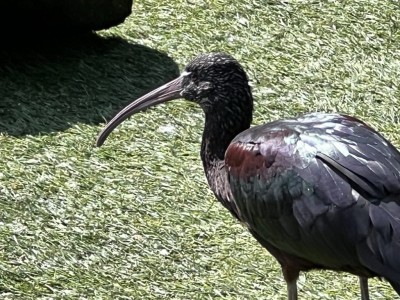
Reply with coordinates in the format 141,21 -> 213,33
0,1 -> 133,36
0,33 -> 180,136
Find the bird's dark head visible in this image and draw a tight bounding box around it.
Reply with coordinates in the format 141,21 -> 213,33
180,53 -> 251,110
96,52 -> 253,147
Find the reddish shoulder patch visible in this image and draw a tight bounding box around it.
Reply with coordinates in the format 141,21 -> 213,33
225,142 -> 265,178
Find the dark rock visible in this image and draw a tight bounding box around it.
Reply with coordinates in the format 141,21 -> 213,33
0,0 -> 133,34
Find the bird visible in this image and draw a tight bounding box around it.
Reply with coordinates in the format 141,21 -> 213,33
96,52 -> 400,300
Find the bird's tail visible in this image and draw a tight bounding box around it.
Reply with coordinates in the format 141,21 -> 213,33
357,242 -> 400,296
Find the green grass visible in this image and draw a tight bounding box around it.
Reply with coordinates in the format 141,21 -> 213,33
1,0 -> 400,299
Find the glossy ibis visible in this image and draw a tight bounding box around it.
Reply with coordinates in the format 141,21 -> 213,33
96,53 -> 400,300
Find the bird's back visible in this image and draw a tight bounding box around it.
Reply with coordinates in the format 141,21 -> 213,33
225,112 -> 400,291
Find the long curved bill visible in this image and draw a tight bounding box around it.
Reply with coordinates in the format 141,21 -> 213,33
96,75 -> 185,147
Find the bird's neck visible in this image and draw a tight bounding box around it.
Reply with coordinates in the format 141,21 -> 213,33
200,89 -> 253,168
201,114 -> 246,166
200,105 -> 252,217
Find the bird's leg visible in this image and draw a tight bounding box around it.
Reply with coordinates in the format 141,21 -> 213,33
359,276 -> 370,300
282,266 -> 299,300
287,280 -> 298,300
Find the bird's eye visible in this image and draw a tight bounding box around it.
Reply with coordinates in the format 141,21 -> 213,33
198,81 -> 212,91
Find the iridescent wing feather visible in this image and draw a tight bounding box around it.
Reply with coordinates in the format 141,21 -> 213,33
225,113 -> 400,291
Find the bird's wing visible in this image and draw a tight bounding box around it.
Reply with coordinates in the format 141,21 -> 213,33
224,113 -> 400,275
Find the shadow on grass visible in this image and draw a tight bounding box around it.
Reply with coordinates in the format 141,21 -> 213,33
0,33 -> 180,136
